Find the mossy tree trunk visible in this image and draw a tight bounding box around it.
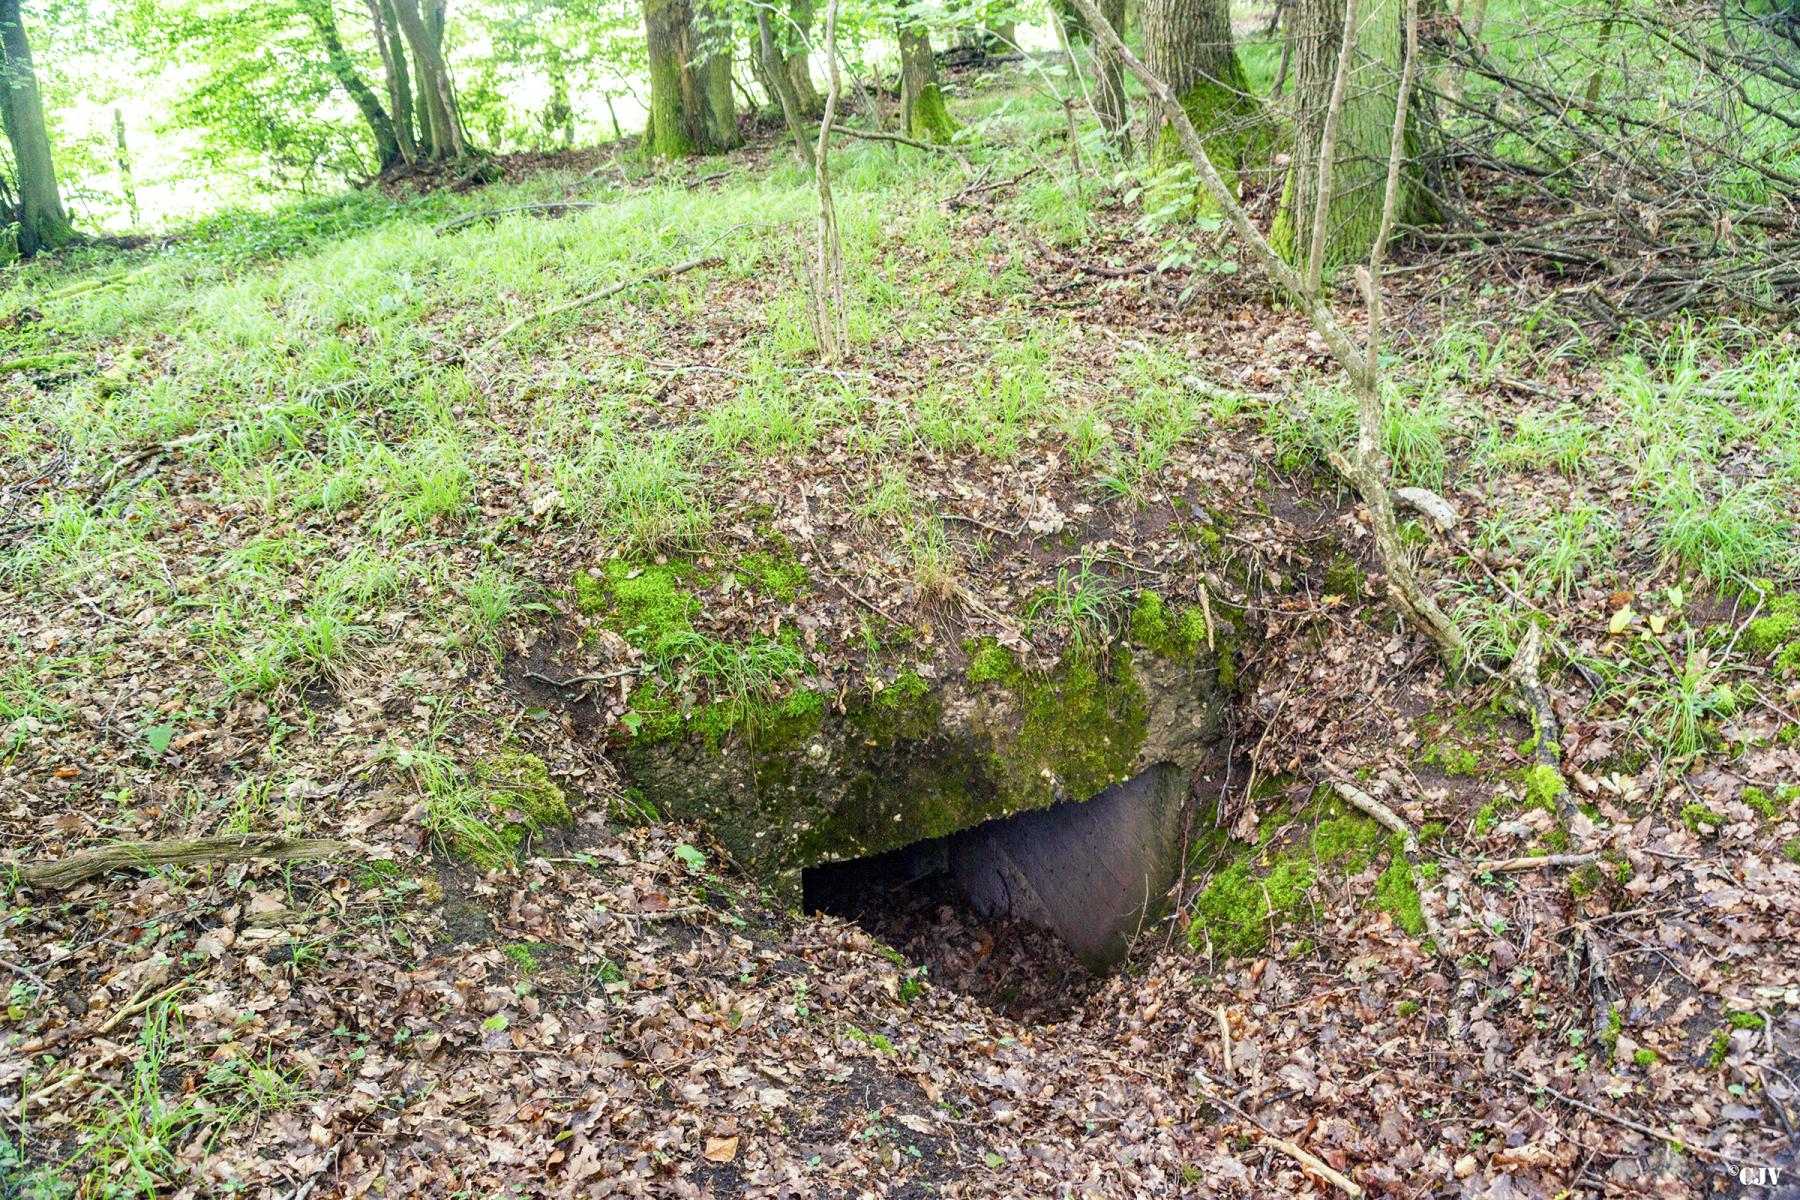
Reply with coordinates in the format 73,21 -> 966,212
0,0 -> 73,257
364,0 -> 420,164
758,9 -> 815,167
1094,0 -> 1128,147
1143,0 -> 1263,187
697,10 -> 742,150
301,0 -> 403,170
642,0 -> 729,157
784,0 -> 824,115
898,9 -> 959,143
1273,0 -> 1429,270
390,0 -> 467,160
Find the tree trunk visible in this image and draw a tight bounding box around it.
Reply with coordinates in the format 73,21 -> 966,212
366,0 -> 419,163
758,10 -> 815,167
113,108 -> 139,227
897,12 -> 958,142
785,0 -> 824,115
1273,0 -> 1427,270
698,16 -> 742,150
390,0 -> 466,159
1142,0 -> 1261,179
1094,0 -> 1128,147
0,0 -> 72,256
302,0 -> 402,170
642,0 -> 720,157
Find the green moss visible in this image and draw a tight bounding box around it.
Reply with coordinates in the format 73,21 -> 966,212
1681,802 -> 1726,836
1569,863 -> 1605,899
1727,1011 -> 1766,1030
1216,642 -> 1236,691
1150,68 -> 1268,215
1374,849 -> 1425,936
454,751 -> 573,868
1707,1031 -> 1731,1067
1633,1048 -> 1659,1067
602,561 -> 702,647
1396,999 -> 1421,1018
1187,855 -> 1316,958
1472,795 -> 1512,838
1742,784 -> 1797,820
860,671 -> 940,741
1784,838 -> 1800,864
1522,763 -> 1565,811
1128,591 -> 1209,659
1420,741 -> 1483,777
740,545 -> 809,602
995,649 -> 1146,807
907,83 -> 961,143
503,941 -> 551,975
1603,1005 -> 1622,1052
1418,821 -> 1446,844
573,572 -> 608,615
964,637 -> 1019,686
1322,554 -> 1364,601
1311,803 -> 1384,874
1742,590 -> 1798,653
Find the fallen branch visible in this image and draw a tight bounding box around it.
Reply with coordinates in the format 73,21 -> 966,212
488,255 -> 724,345
1509,625 -> 1583,833
524,667 -> 642,689
1262,1136 -> 1363,1197
1,352 -> 83,374
1470,852 -> 1599,872
434,202 -> 599,235
96,979 -> 190,1035
23,834 -> 354,890
829,124 -> 971,168
1510,1071 -> 1742,1165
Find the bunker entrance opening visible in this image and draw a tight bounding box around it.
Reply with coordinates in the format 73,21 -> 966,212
801,763 -> 1190,1022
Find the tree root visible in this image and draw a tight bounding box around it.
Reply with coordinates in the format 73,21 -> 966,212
21,834 -> 355,890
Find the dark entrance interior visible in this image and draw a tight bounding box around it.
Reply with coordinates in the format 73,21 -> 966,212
801,764 -> 1188,1022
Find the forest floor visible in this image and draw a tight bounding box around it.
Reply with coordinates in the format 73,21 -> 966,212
3,68 -> 1798,1198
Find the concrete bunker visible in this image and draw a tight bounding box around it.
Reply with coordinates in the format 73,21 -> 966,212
803,763 -> 1190,978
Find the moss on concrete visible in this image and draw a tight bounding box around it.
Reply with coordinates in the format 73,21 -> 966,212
1128,591 -> 1208,659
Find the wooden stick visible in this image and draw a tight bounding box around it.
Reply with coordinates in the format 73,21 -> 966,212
829,123 -> 969,165
1510,1071 -> 1738,1165
96,979 -> 190,1035
488,255 -> 724,344
22,834 -> 354,889
1262,1136 -> 1363,1197
1471,852 -> 1599,872
1217,1005 -> 1233,1077
434,202 -> 599,235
